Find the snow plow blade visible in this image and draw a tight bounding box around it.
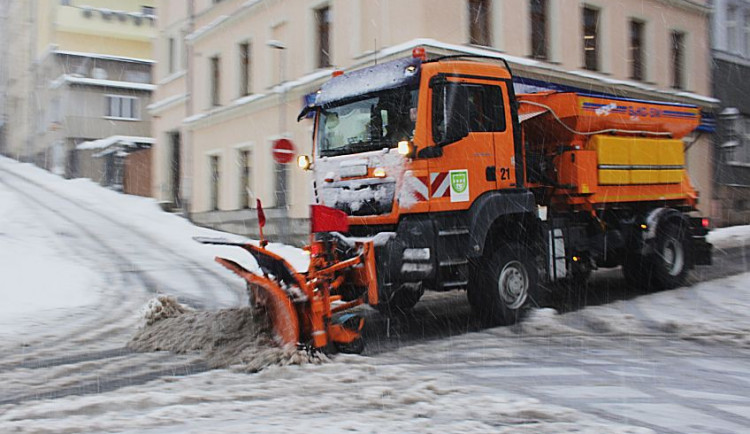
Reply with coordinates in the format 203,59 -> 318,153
195,235 -> 377,353
213,257 -> 300,346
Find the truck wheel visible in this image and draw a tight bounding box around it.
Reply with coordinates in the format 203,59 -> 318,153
652,221 -> 688,289
622,253 -> 654,291
335,337 -> 365,354
469,243 -> 538,326
375,284 -> 423,316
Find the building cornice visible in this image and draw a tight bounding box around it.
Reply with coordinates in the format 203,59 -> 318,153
655,0 -> 711,15
185,0 -> 265,44
713,50 -> 750,68
183,69 -> 333,129
51,74 -> 155,91
183,37 -> 718,131
157,70 -> 187,86
380,39 -> 719,108
148,93 -> 187,114
54,49 -> 155,64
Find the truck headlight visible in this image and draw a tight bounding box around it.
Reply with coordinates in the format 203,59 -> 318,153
397,140 -> 414,157
297,155 -> 312,170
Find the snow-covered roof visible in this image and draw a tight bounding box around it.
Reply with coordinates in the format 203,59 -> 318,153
54,50 -> 154,64
52,74 -> 155,91
76,135 -> 155,151
314,57 -> 420,107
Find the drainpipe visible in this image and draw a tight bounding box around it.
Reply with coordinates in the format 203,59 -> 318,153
183,0 -> 195,219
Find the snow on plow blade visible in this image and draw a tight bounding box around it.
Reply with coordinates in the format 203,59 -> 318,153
194,235 -> 377,353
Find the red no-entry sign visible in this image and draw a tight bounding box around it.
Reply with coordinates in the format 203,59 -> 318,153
272,138 -> 296,164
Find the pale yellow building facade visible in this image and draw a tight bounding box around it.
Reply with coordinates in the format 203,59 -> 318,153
3,0 -> 155,179
151,0 -> 716,241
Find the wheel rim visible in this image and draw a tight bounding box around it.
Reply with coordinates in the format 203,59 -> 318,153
497,260 -> 528,310
662,238 -> 685,276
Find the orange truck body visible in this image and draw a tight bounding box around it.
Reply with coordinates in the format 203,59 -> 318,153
303,52 -> 711,312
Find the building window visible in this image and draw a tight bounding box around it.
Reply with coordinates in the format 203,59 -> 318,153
629,19 -> 645,81
141,6 -> 155,16
315,6 -> 331,68
728,5 -> 738,52
105,95 -> 140,120
468,0 -> 491,46
168,37 -> 175,74
530,0 -> 547,60
583,6 -> 600,71
239,42 -> 251,96
210,55 -> 221,106
671,30 -> 685,89
238,149 -> 252,208
275,162 -> 287,207
210,155 -> 220,211
61,0 -> 71,5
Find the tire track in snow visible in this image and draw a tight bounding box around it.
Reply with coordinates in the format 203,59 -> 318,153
0,165 -> 243,403
0,175 -> 154,359
0,164 -> 243,304
0,172 -> 163,356
0,361 -> 209,407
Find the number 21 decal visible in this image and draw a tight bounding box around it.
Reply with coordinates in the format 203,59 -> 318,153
499,167 -> 511,180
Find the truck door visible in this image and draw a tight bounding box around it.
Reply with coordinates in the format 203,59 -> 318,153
491,82 -> 519,190
428,76 -> 503,212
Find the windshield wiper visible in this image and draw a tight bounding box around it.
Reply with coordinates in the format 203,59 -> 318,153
323,140 -> 390,157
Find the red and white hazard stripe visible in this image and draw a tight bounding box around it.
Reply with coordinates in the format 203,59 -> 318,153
403,175 -> 430,202
430,172 -> 451,198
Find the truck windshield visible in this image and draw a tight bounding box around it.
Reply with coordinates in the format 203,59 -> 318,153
317,86 -> 418,157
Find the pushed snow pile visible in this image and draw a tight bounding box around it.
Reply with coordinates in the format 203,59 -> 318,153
142,295 -> 193,325
129,297 -> 328,372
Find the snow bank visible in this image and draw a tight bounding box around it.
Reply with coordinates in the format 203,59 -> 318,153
479,272 -> 750,349
707,224 -> 750,249
0,156 -> 310,276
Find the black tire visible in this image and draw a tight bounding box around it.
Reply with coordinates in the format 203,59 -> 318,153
375,284 -> 423,316
651,221 -> 688,289
335,337 -> 365,354
468,242 -> 539,326
622,253 -> 655,291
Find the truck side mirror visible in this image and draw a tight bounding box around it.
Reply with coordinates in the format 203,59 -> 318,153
433,82 -> 470,146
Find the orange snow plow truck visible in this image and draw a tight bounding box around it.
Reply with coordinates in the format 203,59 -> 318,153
200,50 -> 712,353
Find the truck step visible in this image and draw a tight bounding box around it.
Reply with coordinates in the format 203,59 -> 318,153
439,259 -> 469,267
438,228 -> 469,237
441,280 -> 469,289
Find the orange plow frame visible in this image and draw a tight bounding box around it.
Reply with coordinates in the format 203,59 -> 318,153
195,236 -> 377,352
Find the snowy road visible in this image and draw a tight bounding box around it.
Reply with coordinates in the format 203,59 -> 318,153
2,156 -> 750,433
0,158 -> 249,409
